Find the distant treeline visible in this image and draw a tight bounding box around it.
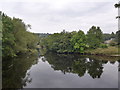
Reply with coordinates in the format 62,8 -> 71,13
36,33 -> 51,38
40,27 -> 120,54
1,12 -> 39,58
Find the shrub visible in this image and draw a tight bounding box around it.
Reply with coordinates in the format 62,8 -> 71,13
109,41 -> 117,46
99,44 -> 108,48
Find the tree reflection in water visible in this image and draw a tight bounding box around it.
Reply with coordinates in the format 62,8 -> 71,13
2,54 -> 38,88
2,52 -> 119,88
44,52 -> 118,79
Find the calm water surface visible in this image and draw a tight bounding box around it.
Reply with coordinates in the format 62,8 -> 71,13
3,52 -> 119,88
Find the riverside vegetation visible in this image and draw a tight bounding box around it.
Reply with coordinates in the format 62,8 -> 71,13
39,28 -> 120,56
1,12 -> 39,58
1,12 -> 120,58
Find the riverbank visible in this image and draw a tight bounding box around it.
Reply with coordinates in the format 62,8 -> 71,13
51,46 -> 120,58
40,46 -> 120,59
84,46 -> 119,57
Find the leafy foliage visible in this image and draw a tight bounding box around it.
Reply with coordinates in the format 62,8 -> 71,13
40,26 -> 119,54
103,32 -> 116,41
40,31 -> 74,53
2,12 -> 39,57
99,43 -> 108,48
41,30 -> 89,53
70,30 -> 88,53
86,26 -> 103,49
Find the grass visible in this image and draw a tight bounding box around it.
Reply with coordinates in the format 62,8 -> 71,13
85,46 -> 119,56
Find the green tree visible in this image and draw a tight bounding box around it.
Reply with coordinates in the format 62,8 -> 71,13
2,13 -> 16,57
2,12 -> 39,58
70,30 -> 88,53
41,30 -> 75,53
87,26 -> 103,49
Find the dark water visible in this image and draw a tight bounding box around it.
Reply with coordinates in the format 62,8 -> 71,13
2,52 -> 119,88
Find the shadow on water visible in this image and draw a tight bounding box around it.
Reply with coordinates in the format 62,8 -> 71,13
2,53 -> 38,89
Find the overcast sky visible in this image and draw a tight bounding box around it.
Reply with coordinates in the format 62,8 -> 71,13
0,0 -> 118,34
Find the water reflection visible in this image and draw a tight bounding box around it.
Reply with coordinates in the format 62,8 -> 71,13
44,52 -> 118,79
2,52 -> 119,88
2,54 -> 38,88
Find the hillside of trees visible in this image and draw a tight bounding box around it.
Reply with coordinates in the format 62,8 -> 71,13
1,12 -> 39,58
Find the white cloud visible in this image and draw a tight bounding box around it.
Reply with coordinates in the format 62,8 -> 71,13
0,0 -> 118,34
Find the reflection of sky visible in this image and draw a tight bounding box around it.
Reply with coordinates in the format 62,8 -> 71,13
23,58 -> 118,88
0,0 -> 117,34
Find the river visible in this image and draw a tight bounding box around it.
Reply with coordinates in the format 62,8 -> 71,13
2,52 -> 119,88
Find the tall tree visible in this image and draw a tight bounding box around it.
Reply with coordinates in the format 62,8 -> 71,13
2,12 -> 39,58
2,13 -> 16,57
87,26 -> 103,49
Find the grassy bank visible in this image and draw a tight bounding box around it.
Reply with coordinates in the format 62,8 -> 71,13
85,46 -> 119,56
